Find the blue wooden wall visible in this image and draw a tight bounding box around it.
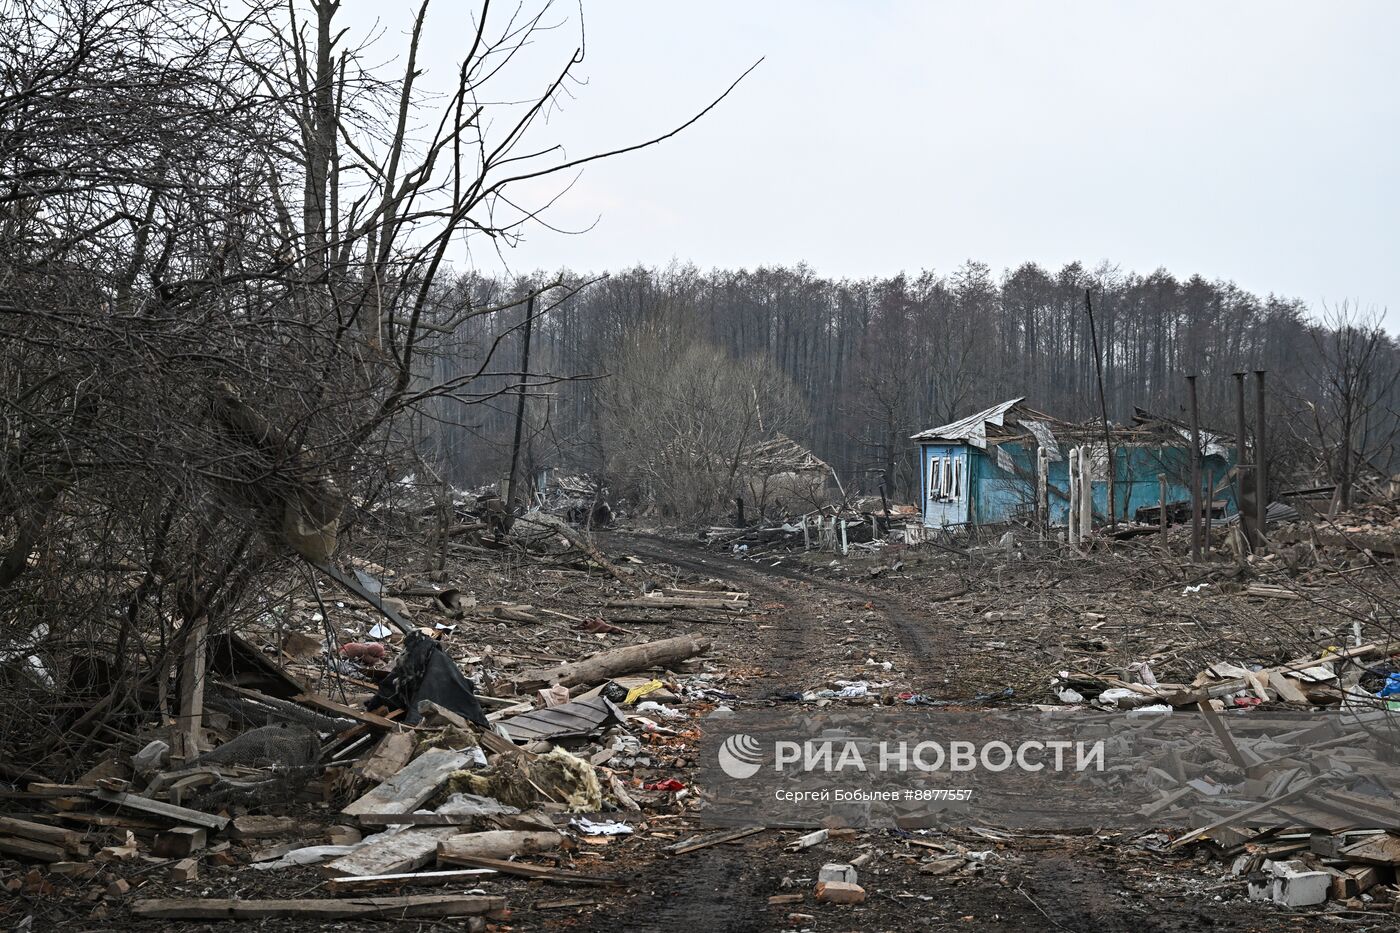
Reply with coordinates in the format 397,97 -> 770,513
921,441 -> 1235,527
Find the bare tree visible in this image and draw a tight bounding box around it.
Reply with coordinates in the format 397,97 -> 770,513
0,0 -> 751,774
1293,302 -> 1400,511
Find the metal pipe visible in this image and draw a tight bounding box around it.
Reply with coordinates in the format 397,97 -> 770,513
1255,370 -> 1268,551
1187,375 -> 1202,562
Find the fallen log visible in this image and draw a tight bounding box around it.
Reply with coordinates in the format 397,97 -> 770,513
437,831 -> 564,864
512,634 -> 712,690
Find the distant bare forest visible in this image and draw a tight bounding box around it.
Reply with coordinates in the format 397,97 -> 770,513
425,263 -> 1398,508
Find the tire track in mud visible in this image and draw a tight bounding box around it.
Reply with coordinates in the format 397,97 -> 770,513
615,532 -> 954,689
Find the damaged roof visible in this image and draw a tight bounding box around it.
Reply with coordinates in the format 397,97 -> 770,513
910,398 -> 1059,449
912,398 -> 1235,457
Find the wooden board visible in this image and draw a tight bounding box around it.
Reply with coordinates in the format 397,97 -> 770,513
436,853 -> 622,885
130,894 -> 505,920
321,827 -> 459,877
325,868 -> 496,894
87,788 -> 228,831
342,748 -> 471,819
665,824 -> 766,854
355,732 -> 415,784
0,835 -> 66,862
1339,832 -> 1400,866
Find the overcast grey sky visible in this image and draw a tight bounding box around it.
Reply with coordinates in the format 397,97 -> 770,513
344,1 -> 1397,325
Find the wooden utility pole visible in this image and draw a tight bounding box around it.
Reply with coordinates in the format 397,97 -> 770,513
1233,372 -> 1253,547
506,295 -> 536,509
1067,447 -> 1080,547
1254,370 -> 1268,551
1158,474 -> 1168,547
1186,375 -> 1202,562
1084,290 -> 1117,528
1035,447 -> 1049,537
1078,445 -> 1093,544
1203,468 -> 1214,554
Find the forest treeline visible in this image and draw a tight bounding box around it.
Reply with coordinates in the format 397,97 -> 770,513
426,261 -> 1398,512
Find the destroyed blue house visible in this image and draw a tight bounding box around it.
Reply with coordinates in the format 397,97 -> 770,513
912,399 -> 1237,529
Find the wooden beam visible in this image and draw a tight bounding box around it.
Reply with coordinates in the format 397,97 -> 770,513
294,693 -> 398,730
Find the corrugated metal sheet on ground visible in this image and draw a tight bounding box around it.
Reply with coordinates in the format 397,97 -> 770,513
496,695 -> 625,742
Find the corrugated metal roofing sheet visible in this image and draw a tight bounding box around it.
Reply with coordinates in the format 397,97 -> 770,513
910,398 -> 1024,448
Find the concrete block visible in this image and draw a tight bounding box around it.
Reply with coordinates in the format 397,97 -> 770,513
818,863 -> 857,885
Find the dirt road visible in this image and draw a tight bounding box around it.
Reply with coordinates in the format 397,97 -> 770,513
590,532 -> 1345,933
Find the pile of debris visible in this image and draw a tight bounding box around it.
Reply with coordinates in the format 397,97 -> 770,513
0,557 -> 761,924
1054,640 -> 1400,910
702,505 -> 921,559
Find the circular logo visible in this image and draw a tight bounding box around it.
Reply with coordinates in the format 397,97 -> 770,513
717,733 -> 763,779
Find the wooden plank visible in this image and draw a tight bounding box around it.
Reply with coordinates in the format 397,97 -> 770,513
665,824 -> 766,855
1266,671 -> 1309,704
0,835 -> 66,862
354,732 -> 415,784
0,816 -> 85,851
1169,777 -> 1320,849
536,896 -> 599,910
321,827 -> 458,878
294,693 -> 398,730
436,854 -> 622,885
56,812 -> 166,833
87,788 -> 228,832
25,783 -> 95,796
175,614 -> 208,763
355,812 -> 497,828
342,748 -> 471,819
130,894 -> 505,920
229,815 -> 313,839
325,868 -> 496,894
1338,832 -> 1400,867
